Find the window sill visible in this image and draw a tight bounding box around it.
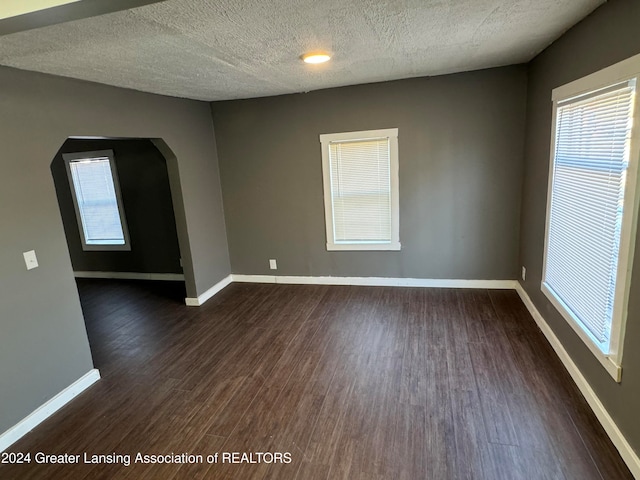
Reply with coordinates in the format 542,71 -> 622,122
82,243 -> 131,252
326,242 -> 401,251
541,282 -> 622,382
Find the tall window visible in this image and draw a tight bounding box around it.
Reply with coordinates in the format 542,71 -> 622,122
320,129 -> 400,251
542,55 -> 640,381
63,150 -> 130,251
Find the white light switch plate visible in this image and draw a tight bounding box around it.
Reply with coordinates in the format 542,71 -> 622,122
23,250 -> 39,270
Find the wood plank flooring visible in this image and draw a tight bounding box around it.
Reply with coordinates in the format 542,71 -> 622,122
0,279 -> 633,479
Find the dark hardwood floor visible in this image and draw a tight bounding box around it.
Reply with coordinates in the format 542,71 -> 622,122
1,279 -> 633,479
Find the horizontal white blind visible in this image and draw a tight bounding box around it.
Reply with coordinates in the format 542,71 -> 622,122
69,157 -> 126,245
545,80 -> 635,352
329,138 -> 391,243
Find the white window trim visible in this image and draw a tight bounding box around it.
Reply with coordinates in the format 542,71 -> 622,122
320,128 -> 400,251
63,149 -> 131,252
542,53 -> 640,382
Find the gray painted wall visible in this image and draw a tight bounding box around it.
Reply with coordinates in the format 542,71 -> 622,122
212,66 -> 527,280
0,65 -> 230,435
520,0 -> 640,454
51,138 -> 182,275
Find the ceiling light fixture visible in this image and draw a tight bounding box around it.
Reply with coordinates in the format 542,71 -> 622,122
302,52 -> 331,64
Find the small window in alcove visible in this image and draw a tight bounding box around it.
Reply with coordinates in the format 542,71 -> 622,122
63,149 -> 131,251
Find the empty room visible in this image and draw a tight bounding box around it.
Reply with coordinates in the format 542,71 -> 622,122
1,0 -> 639,479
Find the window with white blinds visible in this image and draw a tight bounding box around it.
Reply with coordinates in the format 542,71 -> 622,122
320,129 -> 400,251
63,150 -> 130,251
543,66 -> 640,380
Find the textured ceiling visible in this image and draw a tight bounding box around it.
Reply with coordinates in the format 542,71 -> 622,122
0,0 -> 605,101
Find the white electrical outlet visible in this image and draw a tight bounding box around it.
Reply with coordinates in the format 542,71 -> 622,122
269,259 -> 277,270
23,250 -> 39,270
521,266 -> 526,281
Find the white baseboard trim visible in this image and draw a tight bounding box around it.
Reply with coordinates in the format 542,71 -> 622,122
515,284 -> 640,479
184,274 -> 517,307
74,271 -> 185,281
185,274 -> 233,306
0,369 -> 100,453
231,274 -> 518,289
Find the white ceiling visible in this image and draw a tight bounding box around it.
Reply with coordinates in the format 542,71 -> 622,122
0,0 -> 604,101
